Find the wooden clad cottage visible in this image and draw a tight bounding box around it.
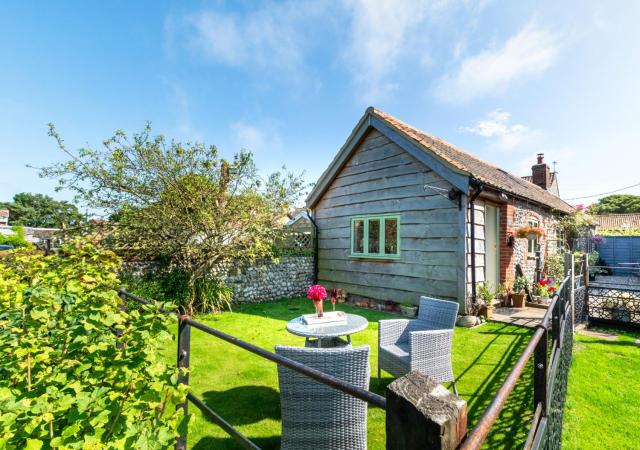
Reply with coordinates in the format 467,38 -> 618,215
306,107 -> 574,312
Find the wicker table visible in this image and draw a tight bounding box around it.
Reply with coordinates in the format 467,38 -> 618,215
286,313 -> 369,348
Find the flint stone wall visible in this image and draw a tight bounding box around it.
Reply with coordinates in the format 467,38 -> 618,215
122,256 -> 315,304
220,256 -> 315,303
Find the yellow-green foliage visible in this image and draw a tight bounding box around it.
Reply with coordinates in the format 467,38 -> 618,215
599,227 -> 640,236
0,241 -> 188,449
0,226 -> 33,249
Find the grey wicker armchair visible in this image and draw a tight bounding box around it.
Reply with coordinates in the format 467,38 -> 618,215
378,296 -> 459,394
275,345 -> 370,450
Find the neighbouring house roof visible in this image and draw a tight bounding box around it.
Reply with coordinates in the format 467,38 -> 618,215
306,107 -> 574,214
288,207 -> 306,220
287,210 -> 311,227
594,214 -> 640,230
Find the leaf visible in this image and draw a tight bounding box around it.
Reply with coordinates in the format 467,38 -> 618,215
25,439 -> 43,450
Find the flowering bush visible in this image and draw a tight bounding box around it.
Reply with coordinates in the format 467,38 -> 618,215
592,234 -> 607,244
307,284 -> 327,302
534,278 -> 559,297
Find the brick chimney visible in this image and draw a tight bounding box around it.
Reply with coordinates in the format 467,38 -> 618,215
531,153 -> 551,190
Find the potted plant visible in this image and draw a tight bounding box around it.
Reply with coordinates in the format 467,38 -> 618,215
477,283 -> 495,319
496,283 -> 508,306
307,284 -> 327,317
515,226 -> 545,240
511,276 -> 529,308
399,302 -> 418,318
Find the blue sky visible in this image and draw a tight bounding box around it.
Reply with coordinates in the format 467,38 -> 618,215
1,0 -> 639,206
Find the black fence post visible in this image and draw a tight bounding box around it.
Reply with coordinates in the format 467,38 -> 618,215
535,250 -> 542,283
116,289 -> 126,349
533,325 -> 548,416
551,296 -> 560,347
176,314 -> 191,450
583,254 -> 589,320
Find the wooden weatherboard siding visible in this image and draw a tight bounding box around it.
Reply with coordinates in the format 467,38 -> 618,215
314,129 -> 464,306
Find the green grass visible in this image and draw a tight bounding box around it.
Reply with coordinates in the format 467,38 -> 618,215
165,298 -> 533,449
563,326 -> 640,450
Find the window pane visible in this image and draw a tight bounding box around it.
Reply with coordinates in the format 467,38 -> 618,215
528,237 -> 538,254
384,218 -> 398,254
368,219 -> 380,254
353,220 -> 364,253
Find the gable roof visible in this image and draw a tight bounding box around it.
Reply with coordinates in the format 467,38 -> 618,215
307,107 -> 574,214
594,213 -> 640,230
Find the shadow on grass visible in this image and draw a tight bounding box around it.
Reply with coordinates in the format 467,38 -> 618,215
200,386 -> 281,426
191,435 -> 280,450
461,326 -> 533,449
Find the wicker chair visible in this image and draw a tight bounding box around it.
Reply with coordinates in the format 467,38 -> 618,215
275,345 -> 370,450
378,296 -> 459,394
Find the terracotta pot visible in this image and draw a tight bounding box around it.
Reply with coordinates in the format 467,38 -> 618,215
313,299 -> 324,317
479,305 -> 494,319
512,293 -> 526,308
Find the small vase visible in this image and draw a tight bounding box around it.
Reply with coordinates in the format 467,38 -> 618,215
314,300 -> 324,318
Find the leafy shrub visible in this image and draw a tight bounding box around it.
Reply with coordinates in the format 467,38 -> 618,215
545,253 -> 565,280
0,241 -> 188,449
192,276 -> 233,313
0,226 -> 33,249
120,269 -> 231,314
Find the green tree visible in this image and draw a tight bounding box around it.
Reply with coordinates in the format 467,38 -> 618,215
0,192 -> 85,228
590,194 -> 640,214
41,123 -> 305,311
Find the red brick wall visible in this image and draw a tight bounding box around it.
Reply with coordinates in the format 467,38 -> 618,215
500,203 -> 516,285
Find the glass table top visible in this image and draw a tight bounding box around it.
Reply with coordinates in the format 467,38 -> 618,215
286,313 -> 369,338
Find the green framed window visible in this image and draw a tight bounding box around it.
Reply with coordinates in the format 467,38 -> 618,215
350,214 -> 400,259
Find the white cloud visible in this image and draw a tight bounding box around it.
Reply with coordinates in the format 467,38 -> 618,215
462,109 -> 538,151
167,3 -> 327,80
436,21 -> 560,103
343,0 -> 453,101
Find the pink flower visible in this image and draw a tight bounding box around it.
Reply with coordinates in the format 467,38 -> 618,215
307,284 -> 327,302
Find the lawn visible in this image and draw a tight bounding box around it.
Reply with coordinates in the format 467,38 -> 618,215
563,326 -> 640,449
166,298 -> 533,449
